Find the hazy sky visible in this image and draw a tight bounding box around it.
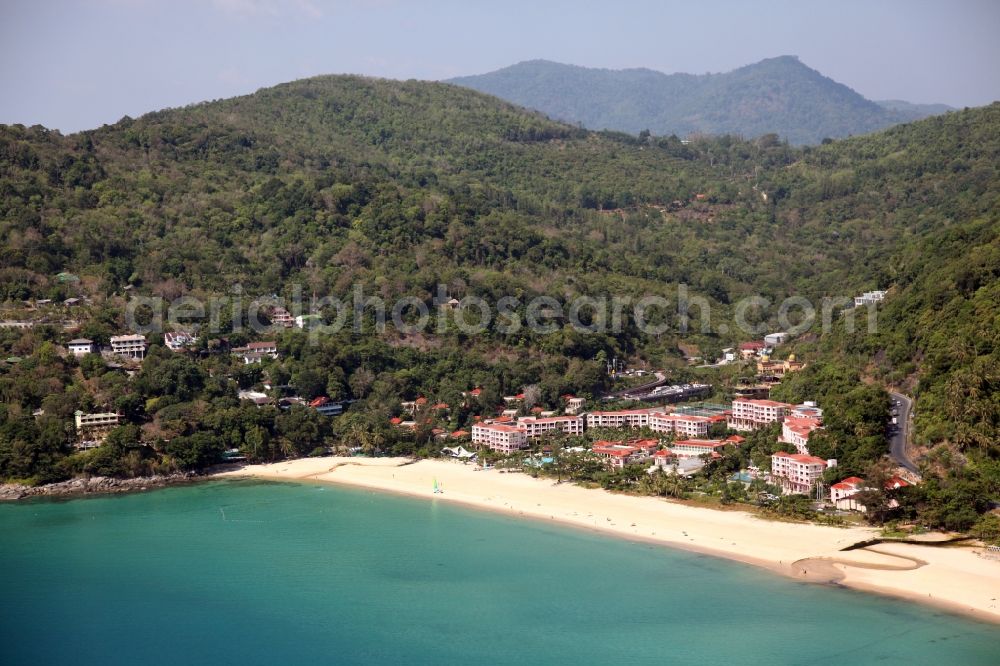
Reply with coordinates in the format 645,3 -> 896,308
2,0 -> 998,132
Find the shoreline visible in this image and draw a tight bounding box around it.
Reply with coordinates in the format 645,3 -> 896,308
0,472 -> 197,501
215,456 -> 1000,625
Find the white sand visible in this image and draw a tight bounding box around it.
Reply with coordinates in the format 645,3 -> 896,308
216,456 -> 1000,623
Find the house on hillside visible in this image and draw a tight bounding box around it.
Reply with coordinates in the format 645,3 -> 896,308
67,338 -> 96,356
110,334 -> 147,360
310,396 -> 344,417
854,291 -> 886,307
232,341 -> 278,364
74,410 -> 121,449
164,331 -> 195,352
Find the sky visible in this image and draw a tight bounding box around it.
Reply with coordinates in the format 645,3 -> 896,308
1,0 -> 998,133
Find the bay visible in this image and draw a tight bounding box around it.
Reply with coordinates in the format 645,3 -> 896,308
0,480 -> 996,665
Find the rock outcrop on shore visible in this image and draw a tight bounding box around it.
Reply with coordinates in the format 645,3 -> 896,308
0,473 -> 196,501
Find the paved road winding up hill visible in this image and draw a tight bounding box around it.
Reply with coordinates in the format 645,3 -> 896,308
889,392 -> 918,474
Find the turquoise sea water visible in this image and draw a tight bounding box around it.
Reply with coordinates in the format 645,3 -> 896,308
0,480 -> 997,665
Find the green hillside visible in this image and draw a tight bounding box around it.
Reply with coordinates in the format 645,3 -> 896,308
0,76 -> 997,531
448,57 -> 952,145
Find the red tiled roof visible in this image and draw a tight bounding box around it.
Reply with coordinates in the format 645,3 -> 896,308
477,423 -> 524,433
673,439 -> 728,449
592,444 -> 640,457
736,399 -> 792,408
519,416 -> 580,424
654,413 -> 712,422
389,417 -> 402,425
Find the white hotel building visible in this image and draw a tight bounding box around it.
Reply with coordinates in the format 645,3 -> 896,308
727,399 -> 792,431
585,410 -> 651,429
649,413 -> 712,438
770,452 -> 829,495
471,423 -> 529,453
668,439 -> 731,458
517,415 -> 585,438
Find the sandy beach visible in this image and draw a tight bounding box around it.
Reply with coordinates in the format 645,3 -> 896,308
216,456 -> 1000,624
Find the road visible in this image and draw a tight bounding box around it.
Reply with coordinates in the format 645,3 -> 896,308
888,391 -> 918,474
604,372 -> 667,399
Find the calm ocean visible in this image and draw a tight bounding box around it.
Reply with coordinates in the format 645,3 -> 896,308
0,480 -> 996,665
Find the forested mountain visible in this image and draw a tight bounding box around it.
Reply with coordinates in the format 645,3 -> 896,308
448,57 -> 952,144
0,76 -> 997,530
876,99 -> 955,120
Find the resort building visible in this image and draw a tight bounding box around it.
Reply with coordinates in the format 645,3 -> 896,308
652,448 -> 679,470
591,442 -> 646,469
517,415 -> 585,438
472,423 -> 529,453
770,452 -> 829,495
585,409 -> 651,429
831,475 -> 910,512
854,290 -> 887,307
790,402 -> 823,420
74,410 -> 120,431
779,416 -> 824,455
110,334 -> 146,360
727,399 -> 792,431
666,438 -> 733,458
67,338 -> 96,356
563,396 -> 586,414
649,412 -> 713,438
74,410 -> 121,449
